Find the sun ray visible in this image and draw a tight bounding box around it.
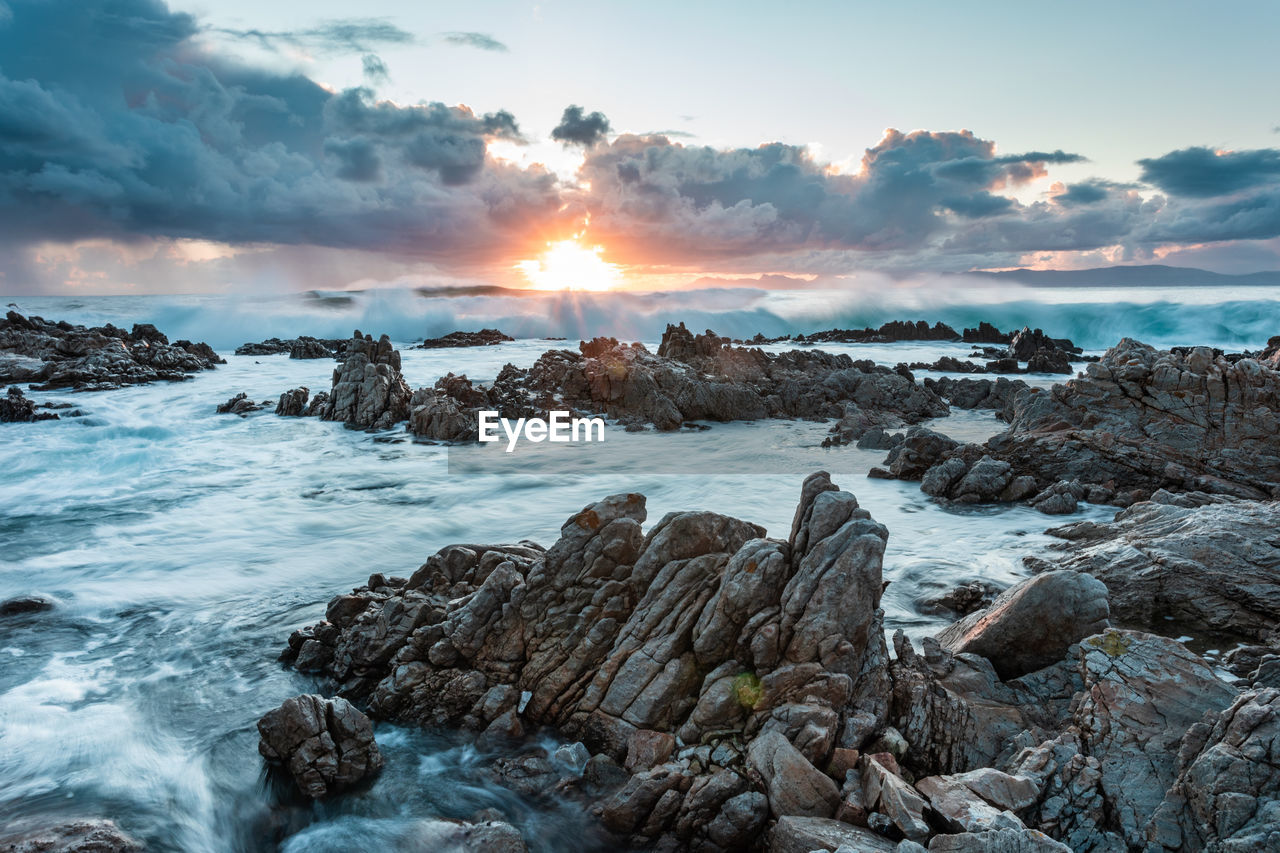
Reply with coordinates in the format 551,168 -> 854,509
516,239 -> 621,291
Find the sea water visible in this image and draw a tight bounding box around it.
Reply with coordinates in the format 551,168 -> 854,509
2,284 -> 1277,851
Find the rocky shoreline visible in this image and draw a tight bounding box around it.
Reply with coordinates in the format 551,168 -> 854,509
252,473 -> 1279,852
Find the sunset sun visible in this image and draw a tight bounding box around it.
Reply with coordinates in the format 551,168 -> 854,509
516,239 -> 621,291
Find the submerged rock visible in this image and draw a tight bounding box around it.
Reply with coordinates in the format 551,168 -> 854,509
0,310 -> 221,391
215,392 -> 265,416
257,694 -> 383,798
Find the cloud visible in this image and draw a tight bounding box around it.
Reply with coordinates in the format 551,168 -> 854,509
573,129 -> 1087,265
214,17 -> 414,54
0,0 -> 565,278
552,106 -> 612,147
1050,179 -> 1135,207
1138,146 -> 1280,197
441,31 -> 508,52
362,54 -> 389,84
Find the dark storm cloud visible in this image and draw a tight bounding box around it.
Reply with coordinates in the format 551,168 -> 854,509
441,31 -> 508,51
552,106 -> 612,147
214,17 -> 414,54
0,0 -> 564,262
1052,179 -> 1136,207
1138,146 -> 1280,197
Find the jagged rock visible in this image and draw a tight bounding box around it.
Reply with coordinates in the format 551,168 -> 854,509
256,694 -> 383,798
407,324 -> 948,438
916,774 -> 1025,833
786,321 -> 960,345
215,392 -> 264,416
926,828 -> 1071,852
908,355 -> 988,374
963,322 -> 1012,345
1146,687 -> 1280,851
873,427 -> 959,480
416,329 -> 514,349
1036,495 -> 1280,642
1009,630 -> 1235,849
0,311 -> 221,390
275,387 -> 310,416
0,820 -> 144,853
1,386 -> 58,422
768,815 -> 897,852
915,581 -> 1002,618
235,336 -> 345,357
979,339 -> 1280,501
1029,480 -> 1084,515
283,473 -> 895,848
935,571 -> 1110,680
924,377 -> 1030,417
861,753 -> 931,841
321,331 -> 412,430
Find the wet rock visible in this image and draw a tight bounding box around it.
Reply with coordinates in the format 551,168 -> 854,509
785,320 -> 961,346
769,815 -> 897,852
915,581 -> 1002,618
1029,480 -> 1084,515
256,694 -> 383,798
0,820 -> 144,853
1037,495 -> 1280,642
1146,687 -> 1280,851
976,338 -> 1280,501
409,323 -> 948,437
935,571 -> 1110,680
1,310 -> 221,391
235,336 -> 345,357
1,386 -> 58,422
877,427 -> 960,480
0,595 -> 55,617
415,329 -> 514,349
275,387 -> 310,417
215,392 -> 264,416
962,322 -> 1012,345
924,377 -> 1030,417
321,331 -> 412,430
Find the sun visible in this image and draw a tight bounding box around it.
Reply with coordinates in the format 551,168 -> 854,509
516,239 -> 621,291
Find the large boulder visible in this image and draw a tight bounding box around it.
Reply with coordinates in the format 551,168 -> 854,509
935,571 -> 1110,680
257,694 -> 383,798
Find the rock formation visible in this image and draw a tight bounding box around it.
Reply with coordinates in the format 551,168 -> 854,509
257,694 -> 383,798
215,392 -> 265,416
1,386 -> 59,423
1032,492 -> 1280,643
880,338 -> 1280,511
0,311 -> 222,391
235,336 -> 347,358
275,387 -> 310,417
275,476 -> 1270,851
320,331 -> 412,430
0,820 -> 143,853
415,329 -> 515,349
407,324 -> 948,441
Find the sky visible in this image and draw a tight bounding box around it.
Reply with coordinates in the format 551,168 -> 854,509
2,0 -> 1280,294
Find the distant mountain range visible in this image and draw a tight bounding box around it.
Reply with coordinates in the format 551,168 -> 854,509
966,265 -> 1280,287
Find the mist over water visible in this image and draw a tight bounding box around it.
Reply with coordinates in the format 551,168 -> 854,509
2,283 -> 1273,850
12,279 -> 1280,352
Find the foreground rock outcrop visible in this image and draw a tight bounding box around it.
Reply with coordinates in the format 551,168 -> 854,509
257,694 -> 383,798
277,474 -> 1269,850
0,311 -> 222,391
1,386 -> 59,423
408,323 -> 948,441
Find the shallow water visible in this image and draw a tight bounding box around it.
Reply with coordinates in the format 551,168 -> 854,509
0,324 -> 1149,851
